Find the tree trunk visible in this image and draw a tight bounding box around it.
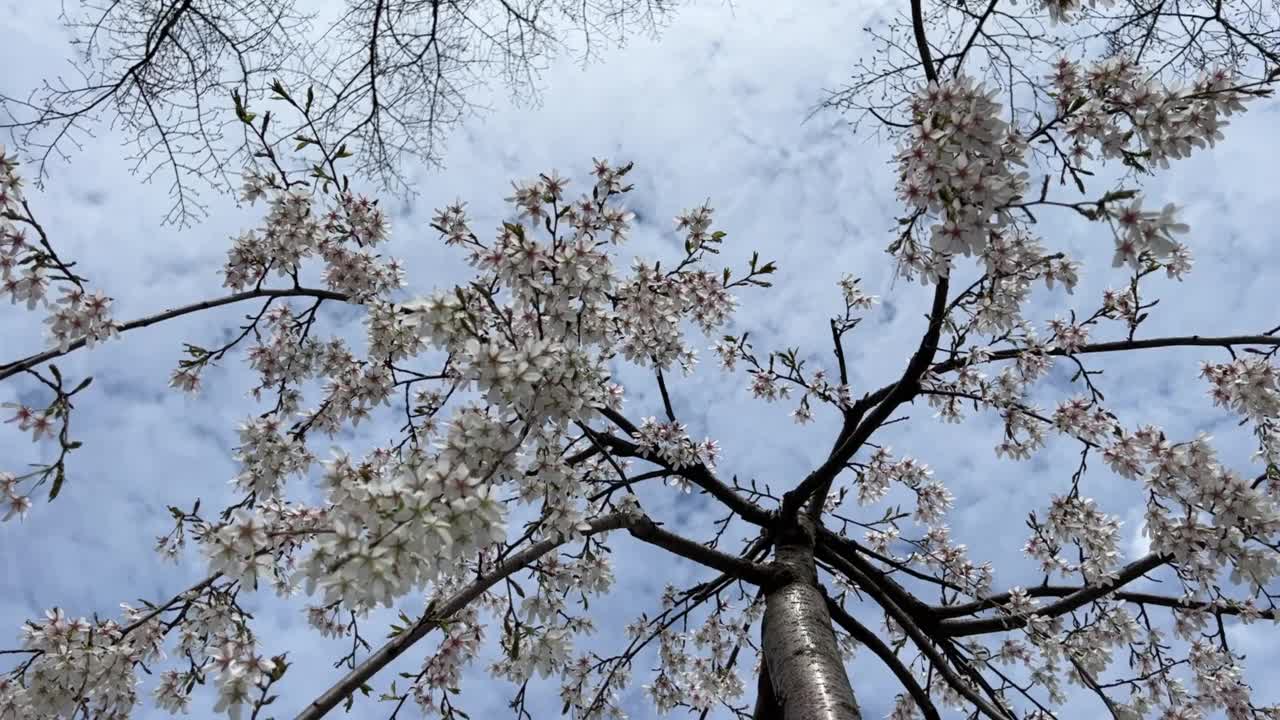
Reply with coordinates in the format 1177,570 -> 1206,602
752,658 -> 782,720
761,520 -> 862,720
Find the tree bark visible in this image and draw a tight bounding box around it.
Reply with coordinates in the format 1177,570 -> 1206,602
761,520 -> 861,720
752,658 -> 782,720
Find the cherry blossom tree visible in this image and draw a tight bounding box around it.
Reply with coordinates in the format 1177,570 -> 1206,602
4,0 -> 1280,718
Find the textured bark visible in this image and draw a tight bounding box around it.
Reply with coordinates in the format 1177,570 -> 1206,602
761,523 -> 861,720
752,657 -> 782,720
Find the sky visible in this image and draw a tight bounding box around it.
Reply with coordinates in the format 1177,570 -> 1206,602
3,0 -> 1280,718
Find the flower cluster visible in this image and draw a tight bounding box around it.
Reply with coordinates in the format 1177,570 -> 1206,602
855,447 -> 954,525
1201,357 -> 1280,422
641,604 -> 754,714
0,606 -> 163,718
1099,429 -> 1280,591
747,368 -> 792,402
3,403 -> 56,443
231,415 -> 315,498
615,258 -> 733,372
1046,58 -> 1255,267
1050,59 -> 1247,172
1046,316 -> 1090,353
205,508 -> 276,587
204,638 -> 278,718
43,286 -> 117,352
223,182 -> 400,302
0,146 -> 44,308
1038,494 -> 1123,582
971,230 -> 1079,335
0,223 -> 44,310
1201,354 -> 1280,497
1038,0 -> 1114,25
1052,396 -> 1118,444
412,606 -> 485,705
634,416 -> 721,477
290,416 -> 510,611
0,472 -> 32,521
923,338 -> 1057,460
1,148 -> 118,350
917,524 -> 995,596
894,75 -> 1030,274
0,146 -> 19,211
837,274 -> 879,310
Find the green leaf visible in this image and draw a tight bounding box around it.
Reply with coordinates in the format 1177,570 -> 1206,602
232,90 -> 252,124
1102,189 -> 1138,204
270,654 -> 290,680
48,465 -> 65,501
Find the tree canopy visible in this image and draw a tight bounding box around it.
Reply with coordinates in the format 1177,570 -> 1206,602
3,0 -> 1280,718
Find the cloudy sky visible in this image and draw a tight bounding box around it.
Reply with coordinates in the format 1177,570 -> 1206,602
3,0 -> 1280,718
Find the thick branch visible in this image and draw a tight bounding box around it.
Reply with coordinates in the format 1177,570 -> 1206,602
1,287 -> 352,381
931,334 -> 1280,378
795,334 -> 1280,548
295,512 -> 632,720
824,596 -> 941,720
910,0 -> 939,82
594,408 -> 772,526
782,276 -> 950,520
297,511 -> 772,718
817,543 -> 1012,720
938,553 -> 1169,637
843,332 -> 1280,438
815,534 -> 936,619
626,515 -> 780,587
